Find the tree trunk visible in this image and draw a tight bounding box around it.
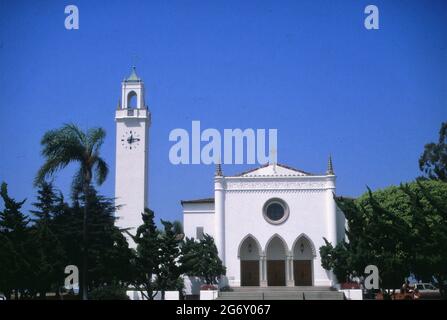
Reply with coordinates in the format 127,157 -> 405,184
81,182 -> 89,300
146,279 -> 153,300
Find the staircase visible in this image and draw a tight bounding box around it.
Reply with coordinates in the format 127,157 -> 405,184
216,286 -> 345,300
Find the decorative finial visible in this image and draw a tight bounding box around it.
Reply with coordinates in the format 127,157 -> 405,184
326,155 -> 334,175
215,163 -> 223,176
117,98 -> 121,110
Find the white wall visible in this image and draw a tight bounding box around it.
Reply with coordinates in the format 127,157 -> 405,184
183,202 -> 215,240
115,113 -> 150,247
181,165 -> 341,288
223,174 -> 336,287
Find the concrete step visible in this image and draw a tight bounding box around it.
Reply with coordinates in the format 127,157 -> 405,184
216,288 -> 345,300
263,291 -> 304,300
229,286 -> 334,292
304,291 -> 344,300
217,292 -> 264,300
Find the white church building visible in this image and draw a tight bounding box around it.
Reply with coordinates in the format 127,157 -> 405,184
114,68 -> 345,292
182,162 -> 345,289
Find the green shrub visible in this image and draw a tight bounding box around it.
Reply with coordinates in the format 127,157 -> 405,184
90,284 -> 129,300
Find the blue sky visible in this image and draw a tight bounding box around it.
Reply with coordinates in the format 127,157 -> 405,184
0,0 -> 446,224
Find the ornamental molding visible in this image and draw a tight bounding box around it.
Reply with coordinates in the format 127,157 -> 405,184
224,179 -> 334,191
225,189 -> 326,194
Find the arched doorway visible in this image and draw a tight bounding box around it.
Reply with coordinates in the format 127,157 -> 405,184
293,234 -> 315,286
266,235 -> 287,286
238,235 -> 261,286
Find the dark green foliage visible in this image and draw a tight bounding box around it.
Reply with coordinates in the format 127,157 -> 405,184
56,187 -> 133,291
80,188 -> 133,288
2,123 -> 233,300
319,180 -> 447,293
35,124 -> 109,300
131,208 -> 160,300
28,225 -> 66,298
0,181 -> 133,299
156,220 -> 183,299
89,282 -> 129,300
28,182 -> 66,298
0,182 -> 31,299
180,234 -> 226,285
319,238 -> 351,283
400,180 -> 447,295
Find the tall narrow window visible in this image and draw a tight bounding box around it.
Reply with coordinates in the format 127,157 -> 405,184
127,91 -> 137,109
196,227 -> 204,240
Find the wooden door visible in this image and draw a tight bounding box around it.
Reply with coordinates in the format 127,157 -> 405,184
267,260 -> 286,286
240,260 -> 259,286
294,260 -> 312,286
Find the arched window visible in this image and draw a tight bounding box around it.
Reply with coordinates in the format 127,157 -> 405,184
127,91 -> 138,109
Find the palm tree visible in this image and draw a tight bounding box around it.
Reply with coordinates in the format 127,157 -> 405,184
35,124 -> 109,300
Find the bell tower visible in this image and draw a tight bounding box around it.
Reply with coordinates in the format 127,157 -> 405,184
115,67 -> 151,246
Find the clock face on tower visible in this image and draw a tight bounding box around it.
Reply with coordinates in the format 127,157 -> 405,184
121,130 -> 141,150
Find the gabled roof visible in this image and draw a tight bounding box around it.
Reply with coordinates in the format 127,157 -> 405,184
180,197 -> 215,205
234,163 -> 314,177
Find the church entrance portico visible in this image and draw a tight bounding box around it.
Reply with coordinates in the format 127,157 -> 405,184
239,235 -> 261,286
266,235 -> 287,287
292,234 -> 316,286
238,233 -> 317,287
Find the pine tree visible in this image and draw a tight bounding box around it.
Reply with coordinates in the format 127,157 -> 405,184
156,219 -> 183,299
86,188 -> 133,289
65,187 -> 133,293
131,208 -> 160,300
30,182 -> 59,220
0,182 -> 31,299
180,234 -> 226,285
29,182 -> 66,299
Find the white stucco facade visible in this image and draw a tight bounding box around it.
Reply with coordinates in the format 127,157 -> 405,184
115,68 -> 151,246
182,163 -> 344,289
112,68 -> 344,290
